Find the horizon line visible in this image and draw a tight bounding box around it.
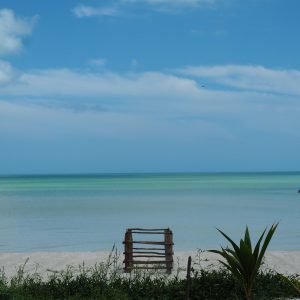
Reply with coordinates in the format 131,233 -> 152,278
0,170 -> 300,178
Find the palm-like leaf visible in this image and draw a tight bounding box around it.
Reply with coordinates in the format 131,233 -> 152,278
280,274 -> 300,295
209,223 -> 278,300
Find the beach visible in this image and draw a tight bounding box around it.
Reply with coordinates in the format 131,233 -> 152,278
1,251 -> 300,279
2,3 -> 300,298
1,173 -> 300,280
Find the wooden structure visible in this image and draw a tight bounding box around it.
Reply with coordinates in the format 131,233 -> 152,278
123,228 -> 174,274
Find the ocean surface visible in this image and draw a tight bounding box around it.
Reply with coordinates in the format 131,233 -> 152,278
0,172 -> 299,252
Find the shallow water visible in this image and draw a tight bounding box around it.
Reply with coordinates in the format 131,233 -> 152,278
0,172 -> 299,252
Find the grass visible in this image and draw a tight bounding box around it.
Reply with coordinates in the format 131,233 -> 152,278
0,249 -> 299,300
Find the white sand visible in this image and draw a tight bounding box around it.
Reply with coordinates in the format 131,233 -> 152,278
0,251 -> 299,279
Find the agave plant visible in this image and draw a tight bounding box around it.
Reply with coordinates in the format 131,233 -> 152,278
210,223 -> 278,300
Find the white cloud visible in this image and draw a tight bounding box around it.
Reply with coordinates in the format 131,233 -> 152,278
0,60 -> 17,85
72,5 -> 121,18
2,65 -> 300,104
2,64 -> 300,173
0,9 -> 37,56
121,0 -> 215,7
0,98 -> 235,144
179,65 -> 300,96
1,64 -> 300,140
0,68 -> 200,98
72,0 -> 216,18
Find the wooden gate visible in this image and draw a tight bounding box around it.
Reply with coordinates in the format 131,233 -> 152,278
123,228 -> 174,274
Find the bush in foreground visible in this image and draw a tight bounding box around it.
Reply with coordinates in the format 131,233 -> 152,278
0,262 -> 299,299
210,223 -> 278,300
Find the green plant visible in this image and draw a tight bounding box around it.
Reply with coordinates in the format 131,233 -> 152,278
0,262 -> 297,299
279,273 -> 300,295
209,223 -> 278,300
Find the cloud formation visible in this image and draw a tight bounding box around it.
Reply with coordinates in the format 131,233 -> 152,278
121,0 -> 215,7
0,60 -> 17,85
0,69 -> 203,107
1,64 -> 300,130
72,5 -> 121,18
179,65 -> 300,96
0,9 -> 37,56
72,0 -> 216,17
1,63 -> 300,174
2,64 -> 300,101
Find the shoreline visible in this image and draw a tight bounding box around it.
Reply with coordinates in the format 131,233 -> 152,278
1,250 -> 300,279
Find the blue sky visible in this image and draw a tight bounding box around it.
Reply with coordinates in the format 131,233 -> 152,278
0,0 -> 300,174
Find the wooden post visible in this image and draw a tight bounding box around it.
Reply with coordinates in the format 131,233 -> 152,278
186,256 -> 192,300
164,228 -> 173,274
124,229 -> 133,272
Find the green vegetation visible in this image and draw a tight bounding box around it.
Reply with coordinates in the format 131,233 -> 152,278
0,253 -> 299,299
210,223 -> 278,300
0,265 -> 298,299
279,273 -> 300,296
0,225 -> 299,299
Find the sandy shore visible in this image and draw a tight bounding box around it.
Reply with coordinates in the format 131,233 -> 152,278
0,250 -> 299,279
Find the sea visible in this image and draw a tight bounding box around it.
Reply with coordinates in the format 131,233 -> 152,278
0,172 -> 299,253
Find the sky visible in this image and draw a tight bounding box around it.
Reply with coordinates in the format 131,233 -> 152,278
0,0 -> 300,174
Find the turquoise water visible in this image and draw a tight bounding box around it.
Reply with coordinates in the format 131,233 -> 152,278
0,172 -> 299,252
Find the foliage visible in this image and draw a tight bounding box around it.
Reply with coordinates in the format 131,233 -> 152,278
209,223 -> 278,300
0,266 -> 298,299
0,258 -> 298,299
279,273 -> 300,295
0,234 -> 299,300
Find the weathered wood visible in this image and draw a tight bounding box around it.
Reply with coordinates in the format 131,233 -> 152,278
129,228 -> 167,231
186,256 -> 192,300
125,260 -> 173,264
125,266 -> 168,270
131,231 -> 166,234
123,228 -> 174,274
124,251 -> 169,255
125,241 -> 173,245
132,255 -> 166,258
133,247 -> 165,251
124,230 -> 133,273
165,229 -> 173,274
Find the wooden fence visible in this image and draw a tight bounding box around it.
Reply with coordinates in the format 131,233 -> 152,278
123,228 -> 174,274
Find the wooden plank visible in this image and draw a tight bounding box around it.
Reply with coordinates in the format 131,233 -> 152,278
129,228 -> 166,231
126,260 -> 173,264
124,267 -> 168,270
126,241 -> 174,245
125,259 -> 172,262
132,255 -> 166,258
124,251 -> 169,255
133,247 -> 165,251
131,231 -> 165,234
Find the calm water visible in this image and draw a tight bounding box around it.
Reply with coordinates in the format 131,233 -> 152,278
0,172 -> 299,252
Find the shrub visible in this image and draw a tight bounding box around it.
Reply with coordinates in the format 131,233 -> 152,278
209,223 -> 278,300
